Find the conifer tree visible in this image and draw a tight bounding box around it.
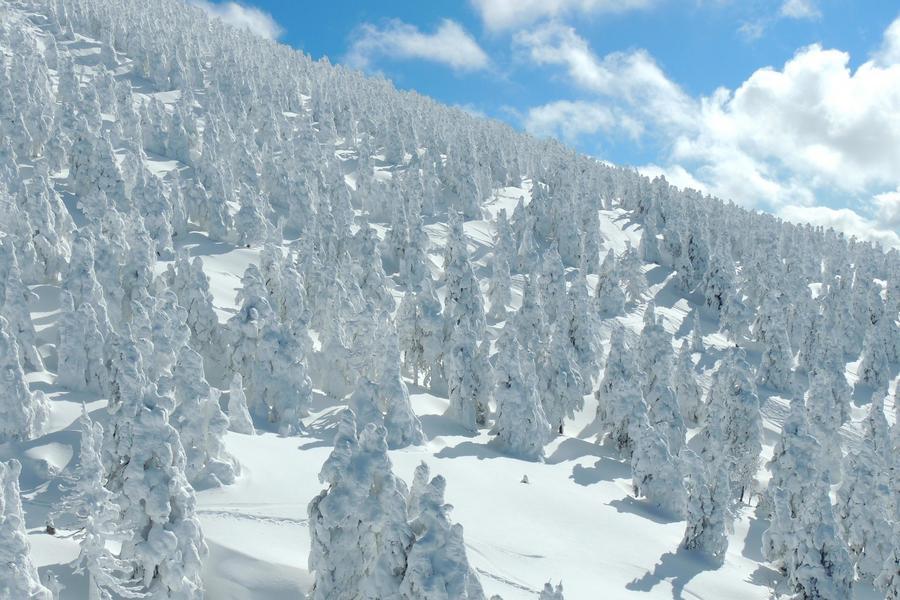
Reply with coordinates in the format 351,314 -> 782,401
837,441 -> 893,581
876,529 -> 900,600
400,468 -> 486,600
445,323 -> 490,431
538,322 -> 585,435
596,327 -> 647,458
674,340 -> 703,426
487,250 -> 512,322
681,451 -> 730,560
308,412 -> 413,600
493,331 -> 550,461
539,581 -> 565,600
701,350 -> 762,502
226,373 -> 255,435
171,346 -> 239,486
595,249 -> 625,317
0,316 -> 49,442
0,460 -> 53,600
631,418 -> 686,516
379,332 -> 426,448
54,408 -> 136,600
566,268 -> 599,391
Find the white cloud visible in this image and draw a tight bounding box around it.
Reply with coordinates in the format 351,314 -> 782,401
873,189 -> 900,227
518,17 -> 900,247
515,24 -> 693,132
779,0 -> 821,20
471,0 -> 655,32
524,100 -> 618,140
190,0 -> 283,40
875,17 -> 900,65
675,42 -> 900,197
778,205 -> 900,248
638,164 -> 708,193
346,19 -> 489,72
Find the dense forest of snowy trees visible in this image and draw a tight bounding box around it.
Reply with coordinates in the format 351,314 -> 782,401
0,0 -> 898,597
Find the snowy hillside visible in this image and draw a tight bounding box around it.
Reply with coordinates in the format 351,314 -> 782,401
0,0 -> 898,599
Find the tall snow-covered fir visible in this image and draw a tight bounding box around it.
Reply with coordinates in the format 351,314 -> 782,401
0,0 -> 897,598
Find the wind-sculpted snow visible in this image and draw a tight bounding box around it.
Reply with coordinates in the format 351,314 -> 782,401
0,0 -> 897,597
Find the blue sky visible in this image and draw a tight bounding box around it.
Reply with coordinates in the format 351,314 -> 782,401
192,0 -> 900,247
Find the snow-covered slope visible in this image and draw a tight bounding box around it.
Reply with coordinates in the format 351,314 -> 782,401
0,0 -> 897,599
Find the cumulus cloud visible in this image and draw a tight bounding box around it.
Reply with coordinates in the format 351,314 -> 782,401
517,17 -> 900,246
778,205 -> 900,248
524,100 -> 619,140
190,0 -> 283,40
638,164 -> 708,193
515,23 -> 693,132
779,0 -> 821,20
875,17 -> 900,65
346,19 -> 489,72
873,189 -> 900,228
470,0 -> 655,31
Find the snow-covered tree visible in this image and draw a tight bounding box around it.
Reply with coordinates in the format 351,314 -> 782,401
539,581 -> 565,600
837,441 -> 893,581
875,528 -> 900,600
619,241 -> 646,305
566,268 -> 599,391
444,323 -> 490,431
700,350 -> 762,502
763,407 -> 854,599
226,373 -> 255,435
1,249 -> 44,371
0,316 -> 49,442
162,254 -> 220,359
493,331 -> 550,461
681,450 -> 730,560
251,321 -> 312,435
54,408 -> 136,600
171,346 -> 239,486
400,465 -> 486,600
486,250 -> 511,322
56,292 -> 108,394
378,332 -> 426,448
863,391 -> 892,463
690,309 -> 704,353
756,322 -> 794,392
638,305 -> 685,454
307,411 -> 413,600
805,368 -> 846,480
631,418 -> 686,517
106,378 -> 207,599
396,280 -> 442,387
538,322 -> 585,435
674,340 -> 703,426
0,459 -> 53,600
595,249 -> 625,317
596,327 -> 647,458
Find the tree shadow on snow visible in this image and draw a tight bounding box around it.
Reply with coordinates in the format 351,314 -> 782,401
741,514 -> 768,562
545,437 -> 613,464
418,414 -> 478,439
608,496 -> 681,525
434,440 -> 501,460
570,458 -> 629,486
626,546 -> 720,599
748,564 -> 781,590
176,231 -> 239,257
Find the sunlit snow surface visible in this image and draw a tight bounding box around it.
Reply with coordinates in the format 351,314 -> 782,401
14,193 -> 889,599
